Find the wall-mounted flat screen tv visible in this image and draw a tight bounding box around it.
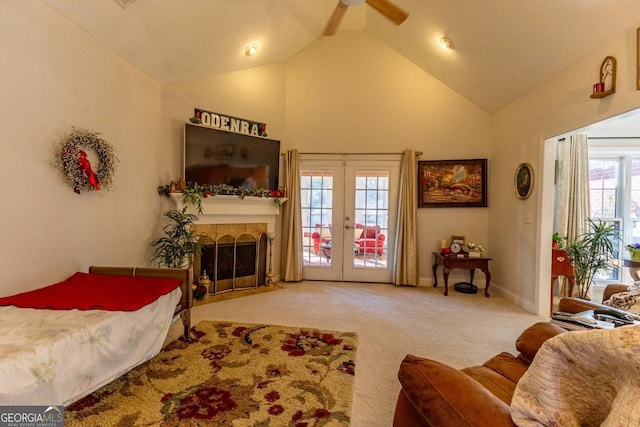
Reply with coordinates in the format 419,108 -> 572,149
184,123 -> 280,190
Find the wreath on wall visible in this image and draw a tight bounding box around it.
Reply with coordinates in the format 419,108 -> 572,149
55,127 -> 118,194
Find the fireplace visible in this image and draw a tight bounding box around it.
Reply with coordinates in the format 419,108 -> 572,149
170,193 -> 285,294
197,233 -> 267,294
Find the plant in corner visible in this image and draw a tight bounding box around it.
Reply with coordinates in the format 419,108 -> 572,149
566,218 -> 620,299
552,232 -> 567,249
150,207 -> 200,268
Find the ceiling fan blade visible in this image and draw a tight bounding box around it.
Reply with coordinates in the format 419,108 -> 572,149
365,0 -> 408,25
324,2 -> 349,36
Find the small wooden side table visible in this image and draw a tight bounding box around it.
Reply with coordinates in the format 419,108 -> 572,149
551,249 -> 575,314
432,252 -> 492,297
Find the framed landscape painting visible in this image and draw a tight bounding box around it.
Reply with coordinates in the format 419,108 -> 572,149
418,159 -> 488,208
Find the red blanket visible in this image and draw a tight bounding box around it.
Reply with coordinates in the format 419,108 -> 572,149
0,272 -> 182,311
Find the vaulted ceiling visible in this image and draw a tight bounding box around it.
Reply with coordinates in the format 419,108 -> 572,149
42,0 -> 640,114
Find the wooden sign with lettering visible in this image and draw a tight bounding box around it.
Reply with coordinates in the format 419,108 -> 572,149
192,108 -> 268,137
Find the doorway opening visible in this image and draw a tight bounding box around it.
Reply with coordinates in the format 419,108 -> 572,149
541,107 -> 640,315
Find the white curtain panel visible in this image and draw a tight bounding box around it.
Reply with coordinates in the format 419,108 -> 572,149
555,133 -> 590,243
554,134 -> 590,297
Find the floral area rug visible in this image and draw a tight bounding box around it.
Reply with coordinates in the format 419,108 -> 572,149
65,321 -> 357,426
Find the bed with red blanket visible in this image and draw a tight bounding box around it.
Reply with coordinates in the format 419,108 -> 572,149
0,266 -> 192,406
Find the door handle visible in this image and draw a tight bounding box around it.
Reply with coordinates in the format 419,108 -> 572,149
345,225 -> 352,229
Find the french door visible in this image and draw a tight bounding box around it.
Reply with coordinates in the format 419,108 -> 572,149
300,155 -> 400,283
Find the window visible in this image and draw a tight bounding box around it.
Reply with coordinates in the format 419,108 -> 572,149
588,144 -> 640,282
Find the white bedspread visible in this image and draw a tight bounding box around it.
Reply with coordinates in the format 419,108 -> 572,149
0,287 -> 181,406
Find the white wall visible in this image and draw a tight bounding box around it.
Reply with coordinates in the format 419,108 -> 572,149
13,3 -> 634,309
286,32 -> 492,282
160,64 -> 287,180
161,31 -> 493,283
0,2 -> 162,296
491,23 -> 640,314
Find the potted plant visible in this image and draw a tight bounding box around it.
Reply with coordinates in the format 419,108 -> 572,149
566,219 -> 620,299
150,207 -> 200,268
625,242 -> 640,260
552,232 -> 567,249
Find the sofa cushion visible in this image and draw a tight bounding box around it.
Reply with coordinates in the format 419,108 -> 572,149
461,363 -> 517,405
482,352 -> 529,384
514,321 -> 566,364
397,355 -> 514,427
456,352 -> 529,405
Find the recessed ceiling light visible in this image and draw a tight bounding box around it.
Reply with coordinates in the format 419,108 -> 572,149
440,36 -> 454,50
245,43 -> 258,56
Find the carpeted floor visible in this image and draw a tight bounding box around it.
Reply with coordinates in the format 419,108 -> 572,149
163,281 -> 546,427
66,320 -> 357,426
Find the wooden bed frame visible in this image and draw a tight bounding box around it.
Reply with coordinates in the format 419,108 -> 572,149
88,266 -> 193,340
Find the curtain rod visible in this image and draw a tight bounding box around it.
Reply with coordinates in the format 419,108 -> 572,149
285,151 -> 423,156
588,137 -> 640,139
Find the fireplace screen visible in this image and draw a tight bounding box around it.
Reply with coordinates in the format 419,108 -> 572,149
197,233 -> 267,294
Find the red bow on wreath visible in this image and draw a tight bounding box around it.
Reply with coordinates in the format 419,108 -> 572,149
76,150 -> 100,193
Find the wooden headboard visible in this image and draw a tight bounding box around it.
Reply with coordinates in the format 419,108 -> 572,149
88,266 -> 193,340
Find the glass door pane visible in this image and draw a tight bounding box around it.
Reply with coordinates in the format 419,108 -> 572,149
301,170 -> 334,267
353,170 -> 389,269
343,160 -> 399,283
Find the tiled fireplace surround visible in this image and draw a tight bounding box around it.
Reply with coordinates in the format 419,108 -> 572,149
170,194 -> 283,293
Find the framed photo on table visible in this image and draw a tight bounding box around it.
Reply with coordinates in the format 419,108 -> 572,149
514,163 -> 534,200
418,158 -> 487,208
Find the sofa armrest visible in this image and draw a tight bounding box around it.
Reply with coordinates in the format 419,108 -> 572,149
515,322 -> 566,364
395,355 -> 515,427
557,296 -> 631,316
603,283 -> 631,302
558,296 -> 602,313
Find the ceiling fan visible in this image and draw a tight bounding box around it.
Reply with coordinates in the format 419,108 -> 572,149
324,0 -> 408,36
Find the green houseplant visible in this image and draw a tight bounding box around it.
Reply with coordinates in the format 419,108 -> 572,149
566,218 -> 620,299
150,207 -> 200,268
552,232 -> 567,249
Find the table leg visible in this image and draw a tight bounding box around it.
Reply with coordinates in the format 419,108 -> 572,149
550,277 -> 556,316
432,262 -> 438,287
443,267 -> 452,296
482,268 -> 491,297
567,277 -> 575,298
469,269 -> 476,284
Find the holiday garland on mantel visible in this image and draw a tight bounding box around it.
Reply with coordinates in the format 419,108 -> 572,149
55,127 -> 118,194
157,181 -> 285,214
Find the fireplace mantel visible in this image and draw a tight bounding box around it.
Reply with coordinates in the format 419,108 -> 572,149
169,193 -> 286,233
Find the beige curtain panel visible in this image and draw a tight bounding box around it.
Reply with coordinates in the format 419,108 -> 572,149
393,149 -> 419,286
280,149 -> 303,281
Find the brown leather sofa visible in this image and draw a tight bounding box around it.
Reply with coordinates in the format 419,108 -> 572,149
393,297 -> 632,427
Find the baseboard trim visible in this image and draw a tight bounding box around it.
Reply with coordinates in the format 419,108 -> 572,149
420,275 -> 539,314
